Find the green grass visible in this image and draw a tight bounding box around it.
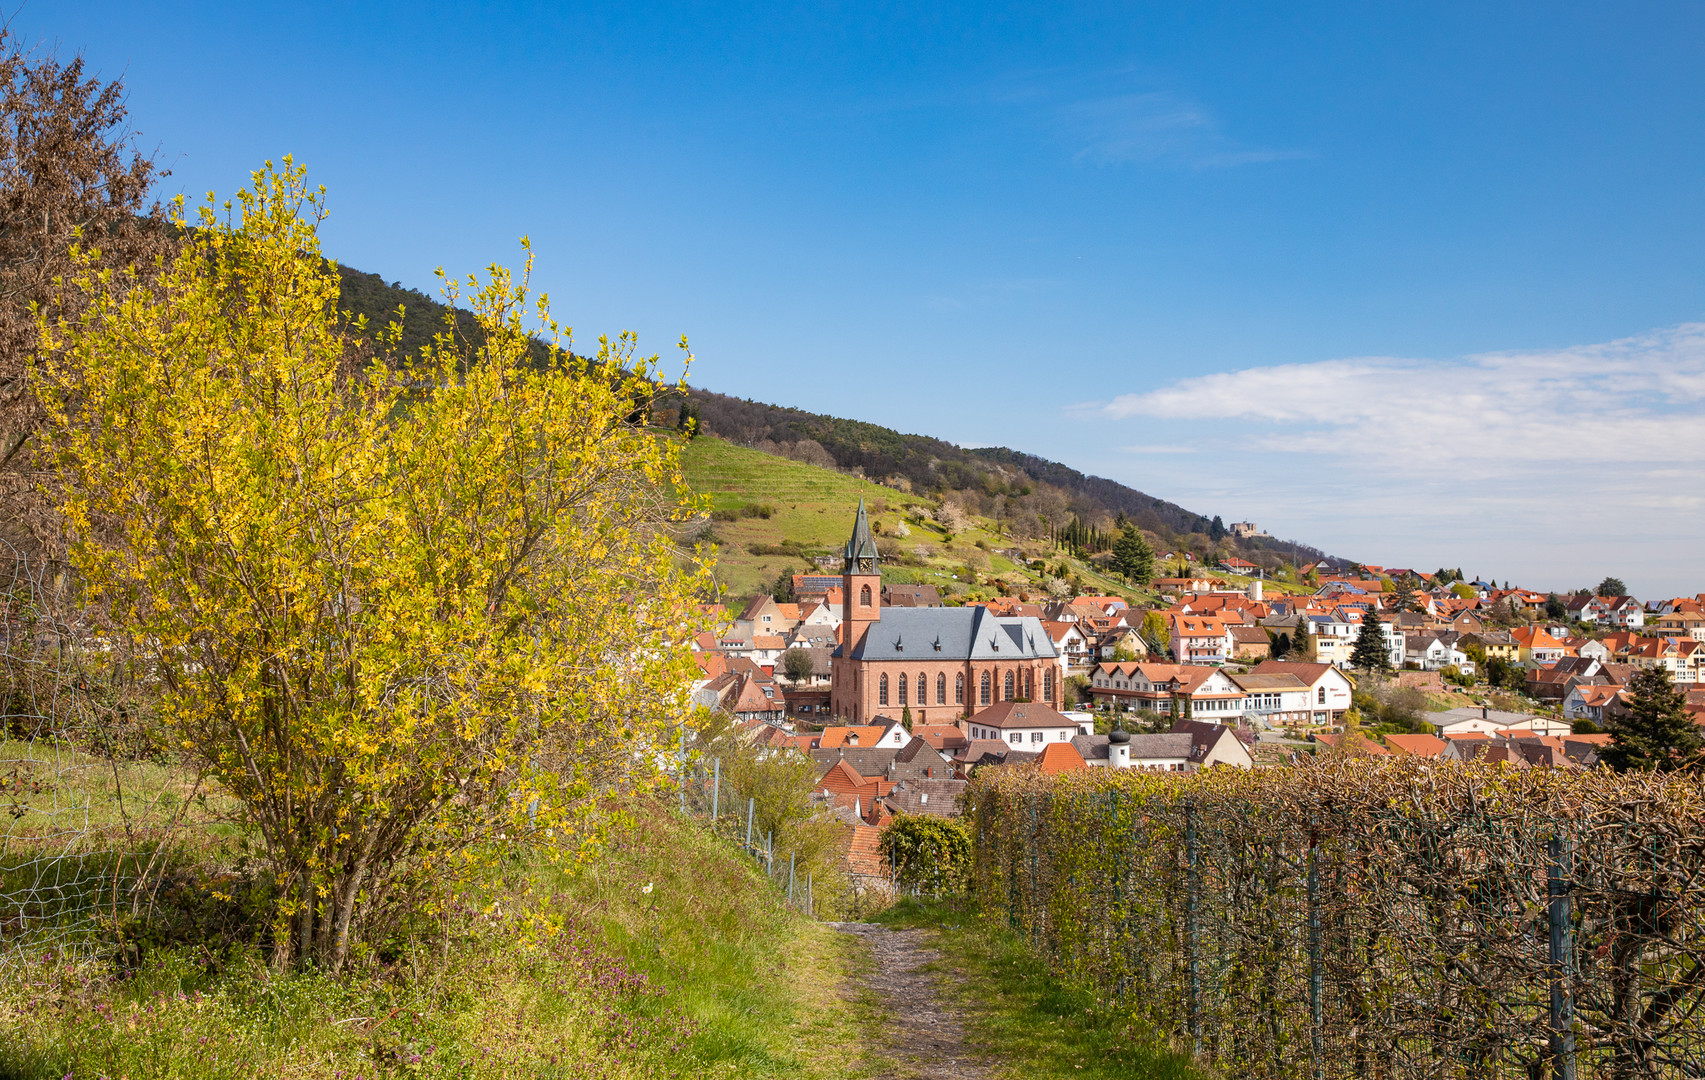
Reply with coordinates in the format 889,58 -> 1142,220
874,897 -> 1207,1080
680,436 -> 1037,600
0,802 -> 869,1079
679,434 -> 1300,605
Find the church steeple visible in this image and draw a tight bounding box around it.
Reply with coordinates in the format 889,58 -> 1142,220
839,498 -> 882,662
843,497 -> 880,574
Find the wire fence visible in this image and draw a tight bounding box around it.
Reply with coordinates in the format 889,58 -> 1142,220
968,759 -> 1705,1080
2,540 -> 143,969
675,755 -> 823,916
674,753 -> 897,920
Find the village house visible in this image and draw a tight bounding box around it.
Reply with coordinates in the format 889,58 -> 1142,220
1429,704 -> 1570,738
963,700 -> 1087,748
1652,610 -> 1705,641
1624,635 -> 1704,684
879,776 -> 969,818
1460,630 -> 1519,662
1073,731 -> 1191,771
1228,625 -> 1272,661
734,595 -> 801,639
1086,662 -> 1249,722
1094,625 -> 1150,662
1298,615 -> 1354,667
1227,670 -> 1313,727
1042,620 -> 1096,677
1404,633 -> 1473,674
1248,661 -> 1355,724
1171,720 -> 1257,769
1563,684 -> 1628,724
1510,626 -> 1567,664
1601,596 -> 1646,629
1169,613 -> 1232,665
881,584 -> 943,607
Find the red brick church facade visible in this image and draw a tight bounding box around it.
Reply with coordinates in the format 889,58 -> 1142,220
829,501 -> 1059,724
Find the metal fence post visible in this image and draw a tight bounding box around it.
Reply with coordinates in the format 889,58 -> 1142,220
1308,831 -> 1323,1080
1027,792 -> 1040,946
746,797 -> 755,852
788,851 -> 796,906
711,757 -> 720,821
1186,799 -> 1201,1056
1549,831 -> 1578,1080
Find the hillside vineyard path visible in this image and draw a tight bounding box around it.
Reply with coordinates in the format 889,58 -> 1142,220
833,922 -> 991,1080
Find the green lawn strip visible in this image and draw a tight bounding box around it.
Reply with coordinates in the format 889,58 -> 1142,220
549,806 -> 870,1078
874,897 -> 1207,1080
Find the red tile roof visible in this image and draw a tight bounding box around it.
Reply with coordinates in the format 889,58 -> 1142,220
1035,742 -> 1087,774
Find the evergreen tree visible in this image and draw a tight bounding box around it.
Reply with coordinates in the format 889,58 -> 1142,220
1596,576 -> 1627,598
771,568 -> 796,603
1209,515 -> 1227,541
1350,612 -> 1392,672
1112,523 -> 1155,584
1545,592 -> 1566,620
1292,617 -> 1314,661
1602,667 -> 1704,772
1391,575 -> 1419,613
1274,631 -> 1291,659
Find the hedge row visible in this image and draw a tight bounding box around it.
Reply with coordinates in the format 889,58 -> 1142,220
966,759 -> 1705,1079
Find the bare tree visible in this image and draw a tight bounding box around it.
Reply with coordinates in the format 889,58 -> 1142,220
0,29 -> 173,551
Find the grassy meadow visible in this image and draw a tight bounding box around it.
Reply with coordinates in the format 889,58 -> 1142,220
680,436 -> 1039,600
0,798 -> 871,1079
680,434 -> 1302,605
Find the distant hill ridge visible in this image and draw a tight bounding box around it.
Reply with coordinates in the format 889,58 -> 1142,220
678,390 -> 1323,566
332,263 -> 1324,568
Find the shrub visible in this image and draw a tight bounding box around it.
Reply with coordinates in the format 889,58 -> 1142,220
879,814 -> 972,897
968,760 -> 1705,1079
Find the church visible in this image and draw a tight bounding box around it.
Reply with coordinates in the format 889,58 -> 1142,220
829,500 -> 1060,723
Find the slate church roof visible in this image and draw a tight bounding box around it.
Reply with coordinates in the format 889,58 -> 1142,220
837,605 -> 1058,662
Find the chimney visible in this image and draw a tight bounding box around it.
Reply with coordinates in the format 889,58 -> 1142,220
1481,703 -> 1489,719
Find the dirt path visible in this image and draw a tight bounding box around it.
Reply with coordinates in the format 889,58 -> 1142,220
832,922 -> 992,1080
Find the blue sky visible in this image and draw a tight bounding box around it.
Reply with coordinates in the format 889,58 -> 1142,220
27,1 -> 1705,595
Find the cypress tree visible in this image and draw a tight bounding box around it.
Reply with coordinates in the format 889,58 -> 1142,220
1602,667 -> 1704,772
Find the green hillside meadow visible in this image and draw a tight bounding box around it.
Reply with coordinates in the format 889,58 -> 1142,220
676,435 -> 1304,604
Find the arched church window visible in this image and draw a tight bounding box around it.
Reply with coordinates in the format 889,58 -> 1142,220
936,673 -> 946,705
898,673 -> 908,706
879,674 -> 889,705
860,584 -> 872,607
1043,669 -> 1054,701
1004,671 -> 1015,700
955,673 -> 965,704
980,672 -> 991,705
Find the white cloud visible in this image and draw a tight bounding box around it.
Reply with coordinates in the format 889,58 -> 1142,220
1062,91 -> 1310,169
1087,323 -> 1705,596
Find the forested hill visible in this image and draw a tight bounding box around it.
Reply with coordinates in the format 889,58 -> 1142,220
333,265 -> 483,357
329,263 -> 1325,568
679,389 -> 1325,567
